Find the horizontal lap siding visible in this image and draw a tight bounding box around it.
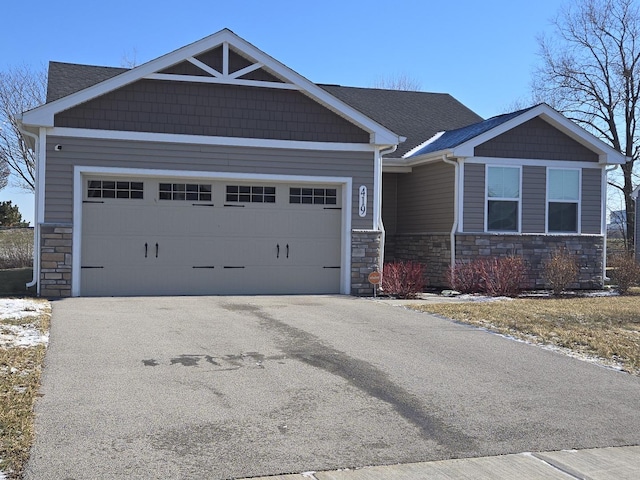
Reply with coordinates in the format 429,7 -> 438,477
582,168 -> 602,234
462,163 -> 484,232
522,166 -> 545,233
44,136 -> 374,228
396,162 -> 454,233
382,173 -> 398,235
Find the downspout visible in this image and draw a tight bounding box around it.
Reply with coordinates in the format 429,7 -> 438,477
603,164 -> 619,282
442,154 -> 459,273
17,125 -> 40,291
376,145 -> 398,276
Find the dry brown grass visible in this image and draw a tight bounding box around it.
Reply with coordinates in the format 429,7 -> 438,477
410,289 -> 640,375
0,302 -> 50,479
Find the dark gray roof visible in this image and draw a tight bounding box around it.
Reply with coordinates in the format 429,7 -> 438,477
320,85 -> 483,157
407,106 -> 538,158
45,62 -> 484,155
46,62 -> 128,103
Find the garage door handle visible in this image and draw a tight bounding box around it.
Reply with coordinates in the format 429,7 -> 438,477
156,243 -> 159,258
286,244 -> 289,258
145,243 -> 148,258
276,244 -> 280,258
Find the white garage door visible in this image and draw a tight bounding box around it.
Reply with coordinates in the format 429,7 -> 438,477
80,177 -> 343,296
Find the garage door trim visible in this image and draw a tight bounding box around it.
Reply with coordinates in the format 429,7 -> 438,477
71,165 -> 353,296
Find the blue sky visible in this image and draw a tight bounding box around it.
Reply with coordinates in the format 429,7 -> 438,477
1,0 -> 565,224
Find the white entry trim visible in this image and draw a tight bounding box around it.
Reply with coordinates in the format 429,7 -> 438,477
72,166 -> 352,296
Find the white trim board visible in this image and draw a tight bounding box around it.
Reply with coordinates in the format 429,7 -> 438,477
72,166 -> 353,296
48,127 -> 378,152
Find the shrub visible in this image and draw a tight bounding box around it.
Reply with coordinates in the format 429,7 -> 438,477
609,252 -> 640,294
0,229 -> 34,269
543,248 -> 579,295
447,256 -> 528,297
381,260 -> 426,298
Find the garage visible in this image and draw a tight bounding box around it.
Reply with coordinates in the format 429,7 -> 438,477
80,175 -> 344,296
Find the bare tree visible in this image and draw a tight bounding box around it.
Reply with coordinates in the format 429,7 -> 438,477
534,0 -> 640,250
373,73 -> 422,91
0,64 -> 47,192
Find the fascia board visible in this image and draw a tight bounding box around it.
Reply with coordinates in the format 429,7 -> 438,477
384,150 -> 453,169
451,104 -> 626,164
21,29 -> 401,146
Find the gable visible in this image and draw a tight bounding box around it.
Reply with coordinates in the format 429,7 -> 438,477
23,29 -> 400,146
53,79 -> 371,143
474,117 -> 599,162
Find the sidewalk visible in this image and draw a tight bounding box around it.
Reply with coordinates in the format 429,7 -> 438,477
246,446 -> 640,479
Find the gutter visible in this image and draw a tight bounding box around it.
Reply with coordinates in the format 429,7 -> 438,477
603,164 -> 619,282
377,145 -> 398,277
442,154 -> 459,272
16,124 -> 40,291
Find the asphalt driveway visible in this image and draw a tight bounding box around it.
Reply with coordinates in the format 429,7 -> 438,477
25,296 -> 640,479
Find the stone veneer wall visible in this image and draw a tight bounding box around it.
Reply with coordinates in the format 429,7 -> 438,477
40,224 -> 73,297
455,234 -> 605,289
384,234 -> 451,287
351,230 -> 381,296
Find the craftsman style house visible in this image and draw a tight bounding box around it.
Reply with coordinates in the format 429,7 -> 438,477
19,29 -> 625,297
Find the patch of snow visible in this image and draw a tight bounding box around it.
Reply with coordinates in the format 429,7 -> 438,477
0,298 -> 48,321
0,299 -> 49,348
457,294 -> 513,303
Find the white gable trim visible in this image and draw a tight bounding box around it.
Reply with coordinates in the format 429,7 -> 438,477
48,127 -> 377,152
22,29 -> 400,146
452,105 -> 625,164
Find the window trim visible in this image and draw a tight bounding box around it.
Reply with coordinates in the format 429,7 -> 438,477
546,167 -> 582,234
484,165 -> 522,233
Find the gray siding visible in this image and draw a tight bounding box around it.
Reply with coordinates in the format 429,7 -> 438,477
44,136 -> 374,228
54,80 -> 370,144
475,118 -> 599,162
522,166 -> 546,233
462,163 -> 485,232
382,173 -> 398,235
581,168 -> 602,234
396,161 -> 454,233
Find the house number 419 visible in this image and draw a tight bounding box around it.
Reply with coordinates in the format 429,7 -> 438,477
359,186 -> 367,217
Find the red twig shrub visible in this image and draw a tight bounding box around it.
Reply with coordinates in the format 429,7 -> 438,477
543,248 -> 579,295
447,256 -> 528,297
381,261 -> 426,298
609,252 -> 640,294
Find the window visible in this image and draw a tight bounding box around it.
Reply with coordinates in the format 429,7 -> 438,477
87,180 -> 143,199
547,169 -> 580,232
159,183 -> 212,201
486,166 -> 520,231
226,185 -> 275,203
289,187 -> 337,205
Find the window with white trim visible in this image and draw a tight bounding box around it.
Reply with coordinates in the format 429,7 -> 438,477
486,166 -> 520,232
226,185 -> 276,203
159,183 -> 212,201
289,187 -> 337,205
547,168 -> 580,232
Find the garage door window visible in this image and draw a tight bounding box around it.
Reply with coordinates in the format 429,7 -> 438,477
289,188 -> 337,205
159,183 -> 212,201
87,180 -> 144,199
226,185 -> 276,203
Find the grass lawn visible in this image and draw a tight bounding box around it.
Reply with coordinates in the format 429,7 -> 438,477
0,300 -> 50,479
410,289 -> 640,375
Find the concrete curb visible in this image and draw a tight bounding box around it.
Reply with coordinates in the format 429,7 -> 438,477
247,446 -> 640,480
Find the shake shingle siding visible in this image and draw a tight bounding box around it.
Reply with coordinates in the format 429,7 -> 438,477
475,118 -> 599,162
44,136 -> 374,228
54,80 -> 371,143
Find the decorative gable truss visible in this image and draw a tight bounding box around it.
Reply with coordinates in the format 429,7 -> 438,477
150,42 -> 294,90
